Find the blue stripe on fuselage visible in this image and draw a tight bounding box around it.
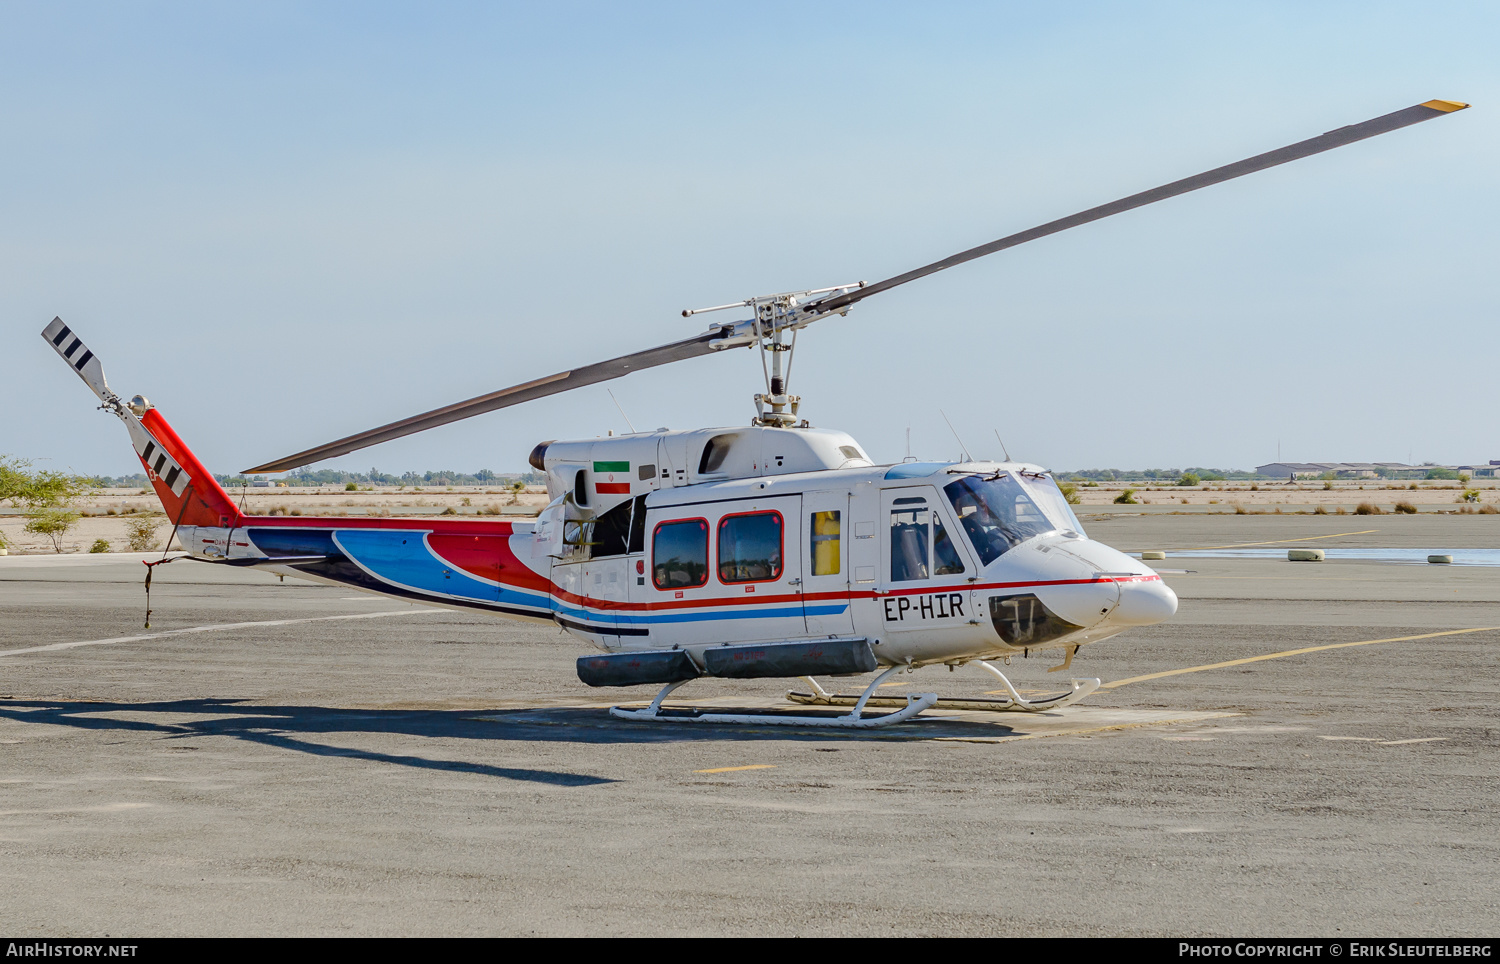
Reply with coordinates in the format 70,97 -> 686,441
278,527 -> 849,627
332,528 -> 549,612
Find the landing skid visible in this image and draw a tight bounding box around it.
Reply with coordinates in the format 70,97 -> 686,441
609,665 -> 938,729
787,660 -> 1100,714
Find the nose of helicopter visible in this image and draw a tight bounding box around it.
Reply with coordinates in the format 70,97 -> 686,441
1055,537 -> 1178,629
1109,575 -> 1178,626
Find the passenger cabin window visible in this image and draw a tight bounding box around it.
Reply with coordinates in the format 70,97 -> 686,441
889,497 -> 964,582
811,510 -> 841,576
653,519 -> 709,589
718,511 -> 783,583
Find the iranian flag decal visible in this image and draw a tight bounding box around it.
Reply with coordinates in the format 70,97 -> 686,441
594,460 -> 631,494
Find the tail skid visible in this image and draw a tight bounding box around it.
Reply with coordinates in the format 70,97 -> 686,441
41,318 -> 244,528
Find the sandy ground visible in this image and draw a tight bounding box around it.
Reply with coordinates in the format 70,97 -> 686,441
1,480 -> 1495,555
1,513 -> 1497,936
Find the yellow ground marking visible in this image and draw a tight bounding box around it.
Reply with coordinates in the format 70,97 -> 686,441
1168,530 -> 1378,552
692,764 -> 777,774
1102,627 -> 1500,690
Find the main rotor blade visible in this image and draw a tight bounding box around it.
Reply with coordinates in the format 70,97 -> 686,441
806,99 -> 1468,316
243,330 -> 724,473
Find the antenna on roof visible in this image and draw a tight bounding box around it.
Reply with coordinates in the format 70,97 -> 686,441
993,429 -> 1013,463
607,389 -> 636,434
940,410 -> 972,462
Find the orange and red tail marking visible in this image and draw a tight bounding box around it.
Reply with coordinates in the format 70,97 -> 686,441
138,409 -> 245,528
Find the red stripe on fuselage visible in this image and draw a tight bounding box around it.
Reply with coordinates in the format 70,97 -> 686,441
541,574 -> 1160,614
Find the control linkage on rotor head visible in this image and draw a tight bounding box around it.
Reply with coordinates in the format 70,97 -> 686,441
683,282 -> 866,427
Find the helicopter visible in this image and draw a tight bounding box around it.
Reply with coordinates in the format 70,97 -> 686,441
43,99 -> 1466,729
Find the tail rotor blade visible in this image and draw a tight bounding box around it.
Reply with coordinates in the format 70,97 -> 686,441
42,317 -> 113,402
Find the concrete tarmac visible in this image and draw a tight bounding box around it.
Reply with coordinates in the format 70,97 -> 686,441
1,516 -> 1497,936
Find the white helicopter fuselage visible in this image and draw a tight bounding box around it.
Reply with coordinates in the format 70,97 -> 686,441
529,425 -> 1177,668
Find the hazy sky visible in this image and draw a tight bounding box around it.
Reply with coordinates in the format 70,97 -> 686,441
5,2 -> 1496,477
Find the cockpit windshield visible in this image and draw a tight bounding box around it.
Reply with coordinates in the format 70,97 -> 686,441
1020,473 -> 1086,538
943,473 -> 1062,565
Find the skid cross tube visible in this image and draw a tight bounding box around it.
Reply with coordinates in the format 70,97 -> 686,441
787,661 -> 1101,713
608,664 -> 937,729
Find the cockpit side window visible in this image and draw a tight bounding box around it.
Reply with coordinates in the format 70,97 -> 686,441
933,514 -> 965,575
889,497 -> 930,582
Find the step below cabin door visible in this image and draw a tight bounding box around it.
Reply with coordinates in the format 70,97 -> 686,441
801,489 -> 855,636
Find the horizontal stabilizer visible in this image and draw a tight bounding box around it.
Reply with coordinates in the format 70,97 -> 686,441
187,555 -> 330,568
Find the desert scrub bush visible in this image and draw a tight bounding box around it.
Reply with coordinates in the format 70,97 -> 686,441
1177,473 -> 1200,487
1355,502 -> 1382,515
461,497 -> 472,506
1480,505 -> 1499,514
1057,482 -> 1081,505
441,507 -> 458,515
1113,489 -> 1137,505
1324,481 -> 1333,490
89,538 -> 111,553
507,481 -> 527,505
125,516 -> 163,551
345,482 -> 358,491
1394,501 -> 1417,514
1232,503 -> 1247,515
1335,506 -> 1348,515
1459,489 -> 1481,503
25,509 -> 80,553
1313,505 -> 1328,515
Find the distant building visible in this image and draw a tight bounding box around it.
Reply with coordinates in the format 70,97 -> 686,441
1256,461 -> 1497,479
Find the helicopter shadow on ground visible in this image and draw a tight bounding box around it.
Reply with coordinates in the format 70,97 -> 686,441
0,698 -> 1019,786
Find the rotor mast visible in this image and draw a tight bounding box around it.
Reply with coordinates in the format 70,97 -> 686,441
683,282 -> 864,428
